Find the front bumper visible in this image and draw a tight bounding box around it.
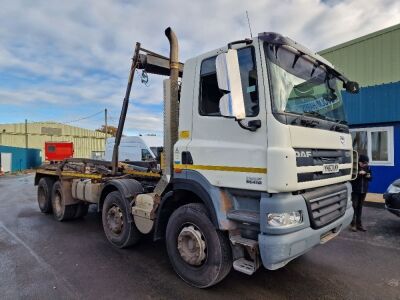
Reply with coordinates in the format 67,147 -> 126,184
258,182 -> 353,270
384,193 -> 400,217
259,206 -> 353,270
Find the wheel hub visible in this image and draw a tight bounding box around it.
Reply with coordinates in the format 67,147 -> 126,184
107,205 -> 124,234
177,225 -> 206,266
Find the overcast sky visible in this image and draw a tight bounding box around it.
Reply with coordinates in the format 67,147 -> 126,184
0,0 -> 399,135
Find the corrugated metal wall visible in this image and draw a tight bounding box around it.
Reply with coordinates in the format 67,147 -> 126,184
0,122 -> 106,160
0,145 -> 41,172
319,23 -> 400,87
343,81 -> 400,125
319,23 -> 400,125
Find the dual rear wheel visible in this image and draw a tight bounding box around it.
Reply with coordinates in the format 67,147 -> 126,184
101,191 -> 142,248
37,178 -> 89,221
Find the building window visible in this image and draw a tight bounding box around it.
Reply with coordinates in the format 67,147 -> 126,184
350,126 -> 394,166
351,131 -> 368,157
371,131 -> 388,161
199,47 -> 259,117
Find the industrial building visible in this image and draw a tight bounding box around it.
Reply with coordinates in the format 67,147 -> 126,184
319,23 -> 400,193
0,122 -> 106,172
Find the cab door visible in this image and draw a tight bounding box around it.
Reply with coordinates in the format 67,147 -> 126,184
186,43 -> 268,191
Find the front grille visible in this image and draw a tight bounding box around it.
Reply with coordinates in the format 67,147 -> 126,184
295,148 -> 352,167
298,169 -> 351,182
295,148 -> 352,183
302,183 -> 348,229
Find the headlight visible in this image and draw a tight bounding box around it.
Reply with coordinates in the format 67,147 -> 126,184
267,211 -> 303,228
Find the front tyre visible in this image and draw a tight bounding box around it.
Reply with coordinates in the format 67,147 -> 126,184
166,203 -> 232,288
102,191 -> 141,248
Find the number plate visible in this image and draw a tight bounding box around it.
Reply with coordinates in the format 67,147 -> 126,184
322,163 -> 339,174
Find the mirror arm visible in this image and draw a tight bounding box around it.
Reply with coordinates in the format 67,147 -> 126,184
237,119 -> 261,132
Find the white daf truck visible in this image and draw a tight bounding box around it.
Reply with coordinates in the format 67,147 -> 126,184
35,27 -> 359,288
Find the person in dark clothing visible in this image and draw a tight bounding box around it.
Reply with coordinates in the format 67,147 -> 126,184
350,154 -> 372,232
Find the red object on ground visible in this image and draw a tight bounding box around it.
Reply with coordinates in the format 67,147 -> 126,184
45,142 -> 74,161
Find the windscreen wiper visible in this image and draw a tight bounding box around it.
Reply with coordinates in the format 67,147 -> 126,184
328,117 -> 348,132
290,111 -> 320,127
302,111 -> 327,120
289,111 -> 348,132
305,112 -> 348,125
333,119 -> 347,125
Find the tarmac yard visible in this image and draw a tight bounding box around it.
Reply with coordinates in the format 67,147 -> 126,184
0,174 -> 399,300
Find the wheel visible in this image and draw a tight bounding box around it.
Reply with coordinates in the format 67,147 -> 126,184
102,191 -> 141,248
74,202 -> 89,219
37,177 -> 54,214
166,203 -> 232,288
51,181 -> 77,221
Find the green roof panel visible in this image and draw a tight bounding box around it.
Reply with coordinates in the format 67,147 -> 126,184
319,23 -> 400,87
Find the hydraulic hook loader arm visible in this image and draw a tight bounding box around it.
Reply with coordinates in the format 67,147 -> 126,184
111,29 -> 183,176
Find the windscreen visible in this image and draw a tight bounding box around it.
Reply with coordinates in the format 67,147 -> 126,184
265,43 -> 347,123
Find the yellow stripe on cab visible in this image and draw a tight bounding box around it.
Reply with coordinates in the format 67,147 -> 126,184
174,164 -> 267,174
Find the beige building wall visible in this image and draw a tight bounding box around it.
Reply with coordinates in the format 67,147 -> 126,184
0,122 -> 106,160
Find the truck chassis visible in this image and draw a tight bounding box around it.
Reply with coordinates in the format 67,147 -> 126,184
35,156 -> 235,288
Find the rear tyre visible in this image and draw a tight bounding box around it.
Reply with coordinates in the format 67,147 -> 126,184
102,191 -> 141,248
51,181 -> 77,221
74,203 -> 89,219
37,177 -> 54,214
165,203 -> 232,288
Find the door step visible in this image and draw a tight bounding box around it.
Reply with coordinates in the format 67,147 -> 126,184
227,210 -> 260,225
230,235 -> 258,249
233,258 -> 257,275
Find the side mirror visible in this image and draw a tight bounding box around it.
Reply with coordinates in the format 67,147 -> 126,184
216,49 -> 246,120
344,81 -> 360,94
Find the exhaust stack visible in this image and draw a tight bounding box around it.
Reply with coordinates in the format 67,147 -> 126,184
164,27 -> 179,178
154,27 -> 179,195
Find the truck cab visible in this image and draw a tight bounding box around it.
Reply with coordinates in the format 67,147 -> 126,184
172,32 -> 356,271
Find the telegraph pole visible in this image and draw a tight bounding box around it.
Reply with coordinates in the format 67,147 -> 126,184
25,119 -> 28,148
104,108 -> 108,146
